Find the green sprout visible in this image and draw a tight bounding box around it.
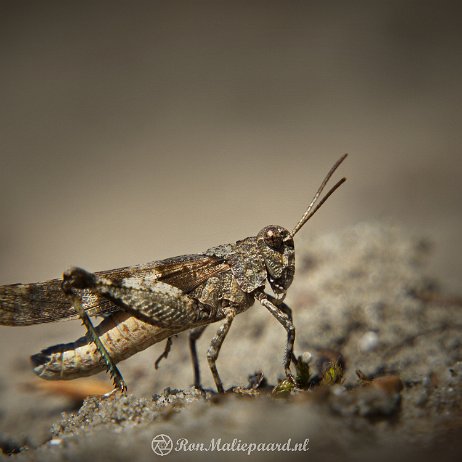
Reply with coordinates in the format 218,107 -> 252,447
295,353 -> 312,389
320,360 -> 344,385
272,378 -> 295,397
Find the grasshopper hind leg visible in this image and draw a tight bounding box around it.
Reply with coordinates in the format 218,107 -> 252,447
74,295 -> 127,393
62,269 -> 127,394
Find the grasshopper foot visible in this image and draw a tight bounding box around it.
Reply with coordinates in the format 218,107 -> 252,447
103,379 -> 127,398
284,368 -> 296,385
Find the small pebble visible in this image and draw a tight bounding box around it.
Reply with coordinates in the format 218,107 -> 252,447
358,331 -> 379,352
48,439 -> 63,446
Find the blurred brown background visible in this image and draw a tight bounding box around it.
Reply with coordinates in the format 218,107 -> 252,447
0,0 -> 461,410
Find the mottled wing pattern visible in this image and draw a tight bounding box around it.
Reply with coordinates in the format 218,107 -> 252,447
93,254 -> 230,327
0,254 -> 229,326
0,279 -> 117,326
153,254 -> 230,292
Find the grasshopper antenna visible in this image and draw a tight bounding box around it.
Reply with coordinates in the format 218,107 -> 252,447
290,154 -> 348,237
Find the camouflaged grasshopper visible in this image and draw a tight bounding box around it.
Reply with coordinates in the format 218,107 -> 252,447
0,154 -> 347,394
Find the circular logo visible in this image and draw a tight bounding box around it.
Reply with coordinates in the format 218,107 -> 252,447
151,434 -> 173,456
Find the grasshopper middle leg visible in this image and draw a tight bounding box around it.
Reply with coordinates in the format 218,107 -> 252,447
154,336 -> 174,370
207,308 -> 236,393
189,325 -> 208,388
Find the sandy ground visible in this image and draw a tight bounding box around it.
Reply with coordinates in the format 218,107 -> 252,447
0,223 -> 461,461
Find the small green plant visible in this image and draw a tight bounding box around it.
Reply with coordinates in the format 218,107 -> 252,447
320,361 -> 344,385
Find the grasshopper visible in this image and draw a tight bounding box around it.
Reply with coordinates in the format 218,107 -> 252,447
0,154 -> 347,393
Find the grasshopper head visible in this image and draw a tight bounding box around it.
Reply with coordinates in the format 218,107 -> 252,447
257,225 -> 295,294
258,154 -> 348,296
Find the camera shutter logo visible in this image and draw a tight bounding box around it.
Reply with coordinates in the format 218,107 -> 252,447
151,434 -> 173,456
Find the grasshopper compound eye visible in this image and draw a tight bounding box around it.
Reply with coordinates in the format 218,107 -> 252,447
264,226 -> 284,250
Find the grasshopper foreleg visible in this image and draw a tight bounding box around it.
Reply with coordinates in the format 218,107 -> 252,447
255,291 -> 296,382
271,299 -> 298,367
207,308 -> 236,393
